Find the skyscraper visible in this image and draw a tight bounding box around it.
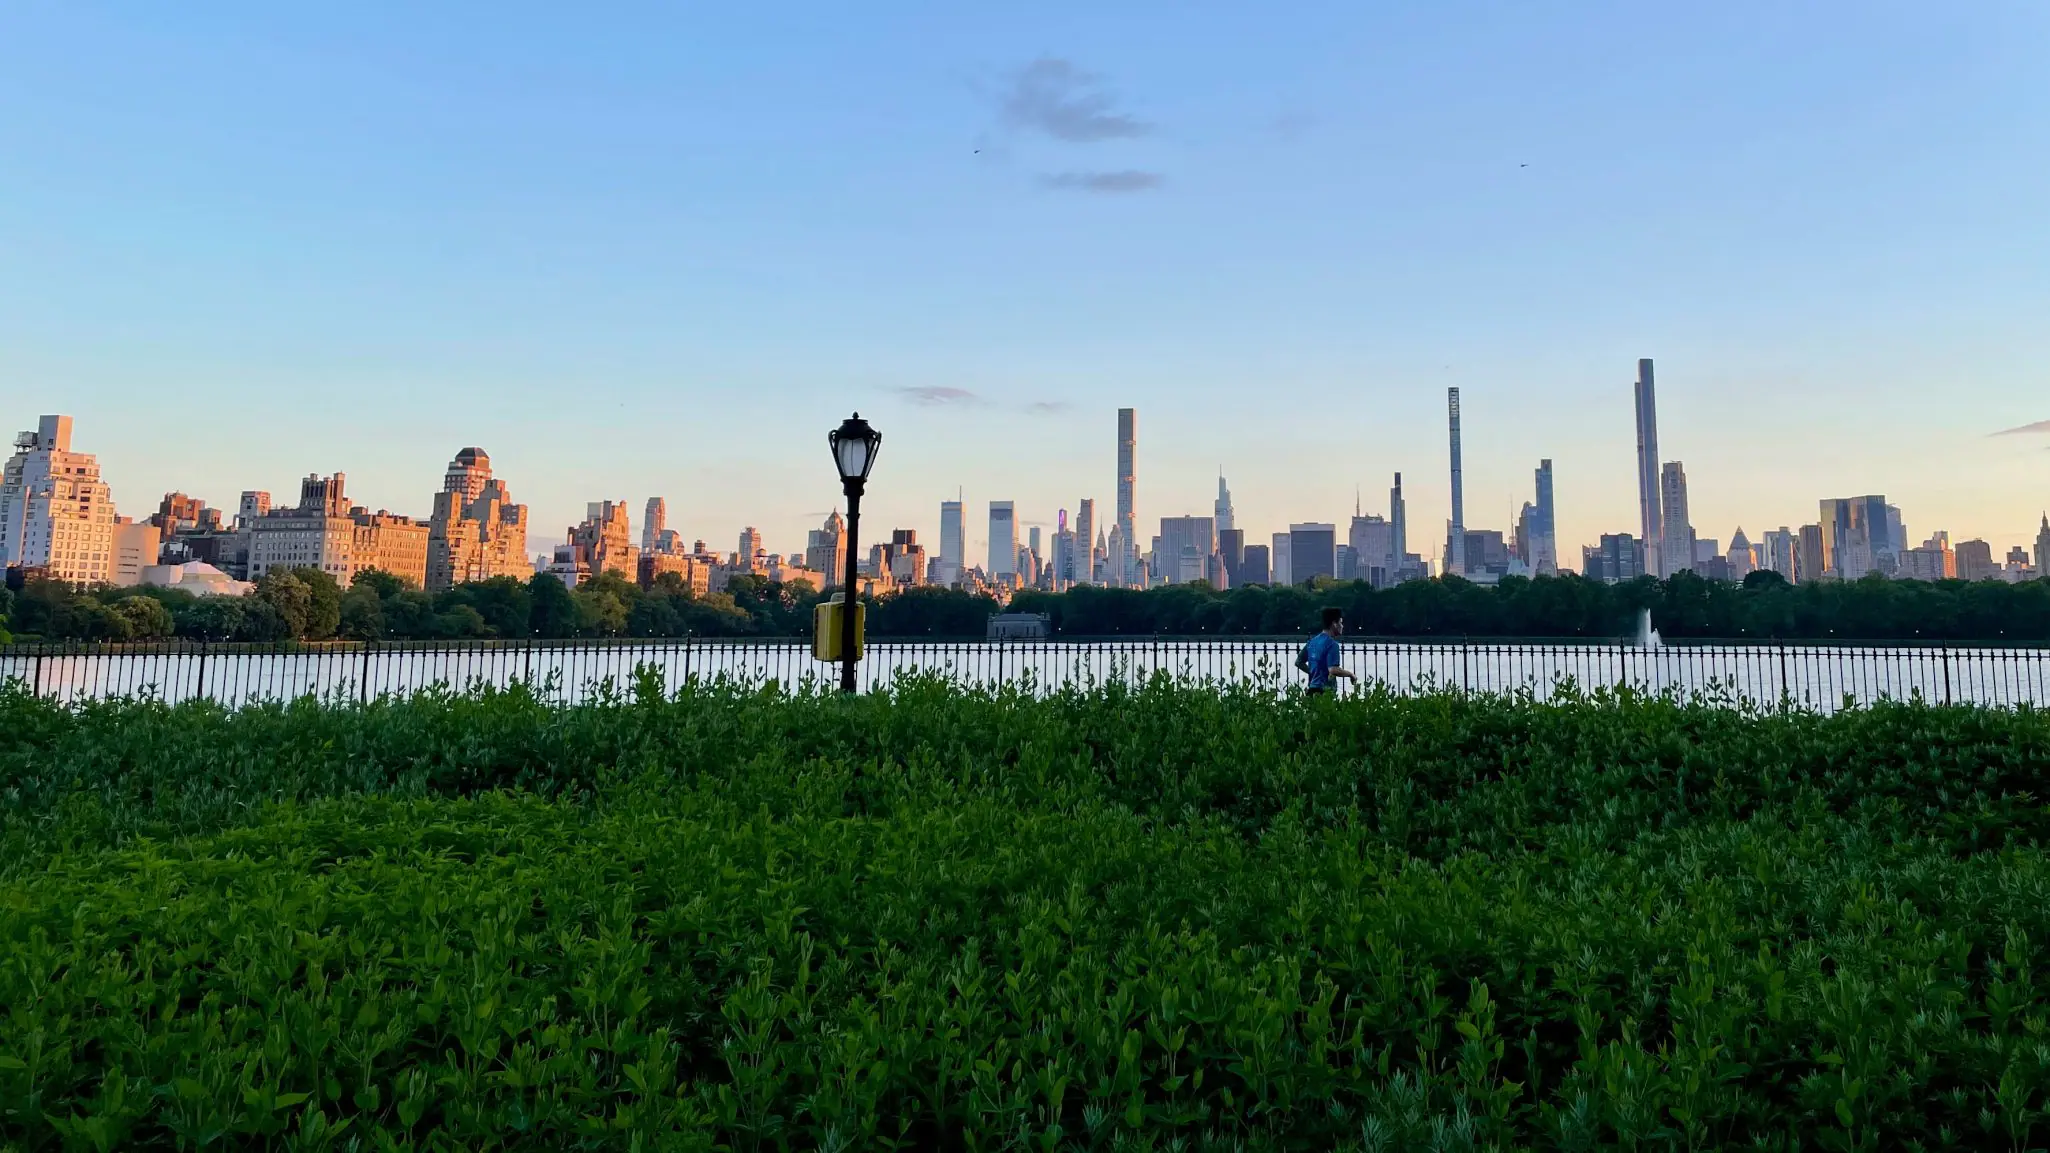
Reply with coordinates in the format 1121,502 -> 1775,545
1531,459 -> 1557,576
0,415 -> 118,586
1762,527 -> 1799,584
1270,531 -> 1293,587
1390,472 -> 1408,581
736,526 -> 762,569
1116,408 -> 1136,584
1445,388 -> 1466,576
2036,515 -> 2050,578
1217,527 -> 1245,589
426,447 -> 530,590
937,498 -> 964,585
1290,523 -> 1337,584
642,498 -> 666,553
1157,516 -> 1217,585
989,501 -> 1017,581
1659,463 -> 1693,576
805,511 -> 847,587
1074,499 -> 1095,585
1214,473 -> 1235,534
1242,543 -> 1271,586
1796,524 -> 1825,584
1635,359 -> 1663,580
1819,495 -> 1897,580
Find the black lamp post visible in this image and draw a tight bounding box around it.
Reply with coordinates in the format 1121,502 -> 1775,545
829,412 -> 881,692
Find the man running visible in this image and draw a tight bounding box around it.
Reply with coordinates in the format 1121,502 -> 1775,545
1302,607 -> 1355,696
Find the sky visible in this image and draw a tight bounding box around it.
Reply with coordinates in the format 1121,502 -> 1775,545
3,0 -> 2047,568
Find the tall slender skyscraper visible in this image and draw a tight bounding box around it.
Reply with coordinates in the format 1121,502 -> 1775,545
1074,499 -> 1095,584
642,498 -> 666,553
1531,459 -> 1556,576
1390,472 -> 1407,579
988,501 -> 1017,581
1214,472 -> 1235,533
1116,408 -> 1136,584
1446,388 -> 1466,576
1659,462 -> 1693,576
1634,359 -> 1663,579
937,498 -> 965,585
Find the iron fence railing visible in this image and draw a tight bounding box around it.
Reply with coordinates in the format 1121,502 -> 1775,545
4,637 -> 2048,712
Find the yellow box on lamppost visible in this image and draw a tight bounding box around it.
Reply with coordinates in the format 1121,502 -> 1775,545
812,595 -> 865,662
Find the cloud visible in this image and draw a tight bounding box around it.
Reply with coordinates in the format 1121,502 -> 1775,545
1025,400 -> 1072,415
1993,420 -> 2050,436
1001,58 -> 1149,142
892,386 -> 981,407
1041,170 -> 1164,194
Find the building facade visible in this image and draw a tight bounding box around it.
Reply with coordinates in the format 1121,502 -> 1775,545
0,415 -> 119,585
988,501 -> 1017,583
425,448 -> 530,590
1634,359 -> 1663,580
1115,409 -> 1137,585
1659,462 -> 1694,577
247,473 -> 430,588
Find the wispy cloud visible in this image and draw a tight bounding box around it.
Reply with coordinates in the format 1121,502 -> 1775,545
892,386 -> 981,407
1002,58 -> 1149,142
1025,400 -> 1072,415
1041,170 -> 1164,194
1993,420 -> 2050,436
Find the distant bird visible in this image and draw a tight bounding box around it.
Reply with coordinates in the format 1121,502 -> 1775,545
1520,163 -> 1528,168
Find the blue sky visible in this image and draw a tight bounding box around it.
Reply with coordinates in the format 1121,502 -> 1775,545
4,0 -> 2046,565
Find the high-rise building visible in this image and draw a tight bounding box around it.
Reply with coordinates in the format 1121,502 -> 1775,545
149,493 -> 222,536
1818,496 -> 1898,580
1659,462 -> 1693,577
1028,524 -> 1043,574
1270,531 -> 1293,587
426,448 -> 530,590
1446,388 -> 1465,576
642,497 -> 666,553
1955,539 -> 1997,582
1157,516 -> 1217,586
1762,528 -> 1799,584
1582,534 -> 1644,583
1796,524 -> 1825,584
736,526 -> 763,570
247,473 -> 430,588
805,510 -> 847,587
1634,359 -> 1663,580
1074,499 -> 1095,585
1241,543 -> 1271,586
1899,535 -> 1955,582
937,498 -> 965,586
0,415 -> 119,585
1289,523 -> 1337,584
1531,459 -> 1557,576
989,501 -> 1017,581
1217,527 -> 1245,589
1105,521 -> 1129,588
884,528 -> 928,588
1389,472 -> 1407,579
1116,409 -> 1137,585
1214,473 -> 1235,534
2036,515 -> 2050,579
1726,528 -> 1755,580
1348,512 -> 1396,588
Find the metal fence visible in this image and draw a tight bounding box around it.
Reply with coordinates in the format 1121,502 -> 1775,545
4,638 -> 2048,712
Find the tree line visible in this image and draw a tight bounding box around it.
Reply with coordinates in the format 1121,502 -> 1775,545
4,567 -> 2049,644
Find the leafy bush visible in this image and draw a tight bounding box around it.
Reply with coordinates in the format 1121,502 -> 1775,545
2,678 -> 2049,1147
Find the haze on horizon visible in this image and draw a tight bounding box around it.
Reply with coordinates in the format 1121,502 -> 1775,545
3,0 -> 2046,563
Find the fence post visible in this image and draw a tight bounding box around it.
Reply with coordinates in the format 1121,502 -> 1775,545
1941,645 -> 1953,706
359,640 -> 372,705
1461,637 -> 1471,695
31,645 -> 44,699
1776,641 -> 1789,710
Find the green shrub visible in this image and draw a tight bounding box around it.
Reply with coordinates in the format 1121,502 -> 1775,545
2,678 -> 2048,1147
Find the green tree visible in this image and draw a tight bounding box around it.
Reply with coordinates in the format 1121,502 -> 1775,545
108,595 -> 175,639
527,574 -> 578,639
443,576 -> 530,638
255,571 -> 313,637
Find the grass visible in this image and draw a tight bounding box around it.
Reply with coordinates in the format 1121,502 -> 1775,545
3,672 -> 2049,1150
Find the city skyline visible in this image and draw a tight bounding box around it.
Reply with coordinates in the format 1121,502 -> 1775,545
10,382 -> 2048,595
4,4 -> 2045,573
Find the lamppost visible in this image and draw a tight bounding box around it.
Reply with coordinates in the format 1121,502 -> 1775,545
829,412 -> 881,692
